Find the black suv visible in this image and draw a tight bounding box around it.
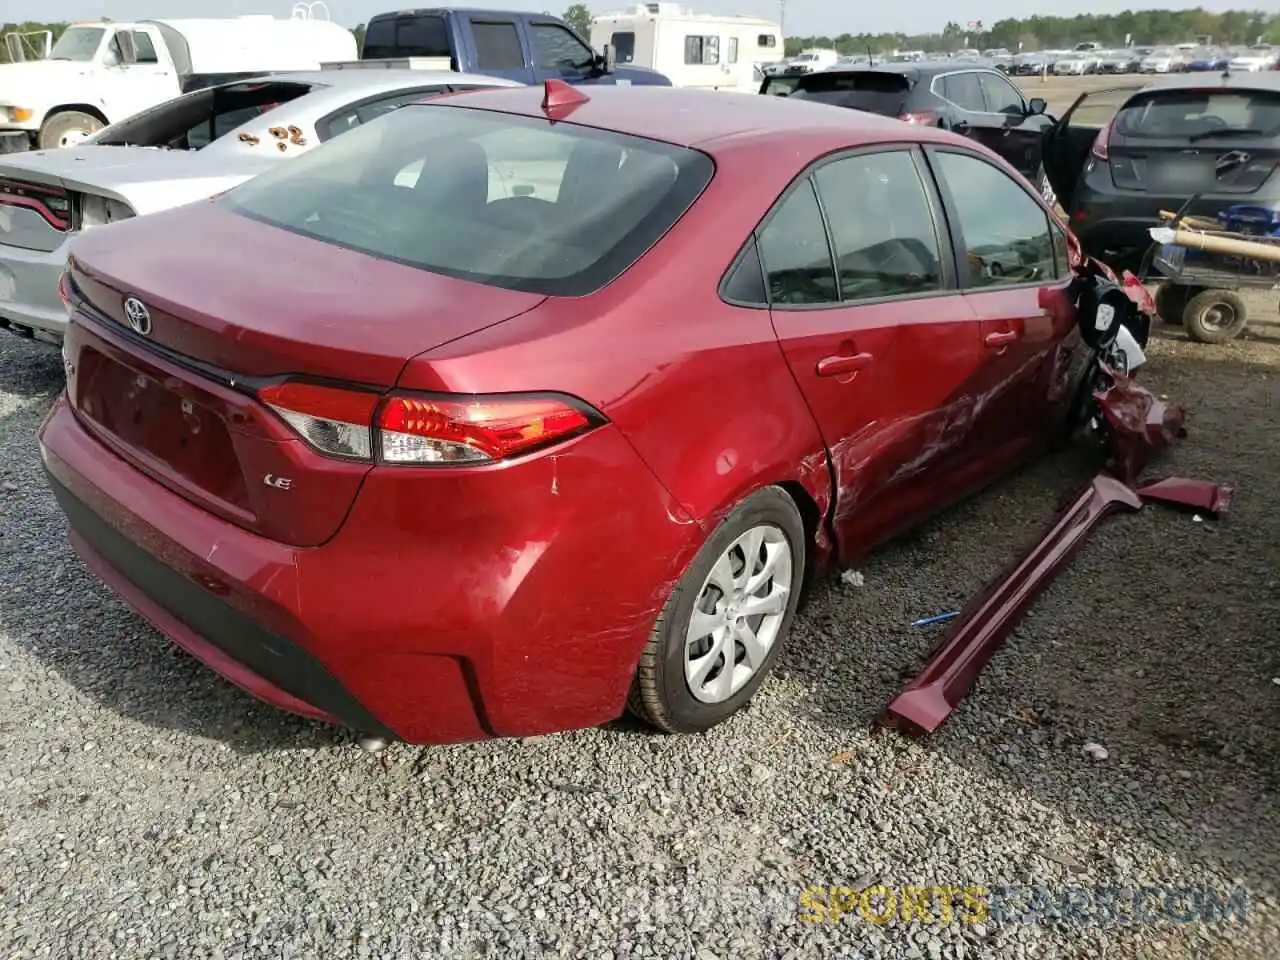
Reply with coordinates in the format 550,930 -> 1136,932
1042,72 -> 1280,271
761,62 -> 1055,181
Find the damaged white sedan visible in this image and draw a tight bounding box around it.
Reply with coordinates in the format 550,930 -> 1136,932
0,67 -> 519,344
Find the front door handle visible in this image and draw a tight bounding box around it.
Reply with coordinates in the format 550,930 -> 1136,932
953,120 -> 970,134
816,352 -> 873,377
984,330 -> 1018,349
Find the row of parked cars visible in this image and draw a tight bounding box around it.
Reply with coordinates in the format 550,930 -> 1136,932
1,55 -> 1164,746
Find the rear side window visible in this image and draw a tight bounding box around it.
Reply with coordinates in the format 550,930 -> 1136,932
788,72 -> 911,116
362,15 -> 451,59
813,151 -> 942,301
756,181 -> 837,306
221,105 -> 714,297
472,21 -> 525,70
1114,90 -> 1280,140
939,72 -> 983,112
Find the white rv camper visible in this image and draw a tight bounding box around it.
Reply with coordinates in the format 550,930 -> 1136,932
589,3 -> 783,93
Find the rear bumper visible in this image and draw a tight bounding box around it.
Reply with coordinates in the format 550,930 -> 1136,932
0,238 -> 69,343
39,393 -> 695,744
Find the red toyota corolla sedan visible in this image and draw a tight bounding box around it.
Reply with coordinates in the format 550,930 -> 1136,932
41,82 -> 1104,745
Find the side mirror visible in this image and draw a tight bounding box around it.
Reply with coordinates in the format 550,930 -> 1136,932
114,30 -> 138,65
600,44 -> 616,74
1028,97 -> 1048,115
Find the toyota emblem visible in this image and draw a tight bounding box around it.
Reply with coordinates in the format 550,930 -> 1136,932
122,296 -> 151,336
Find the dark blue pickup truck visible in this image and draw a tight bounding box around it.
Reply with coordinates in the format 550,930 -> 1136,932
361,8 -> 672,86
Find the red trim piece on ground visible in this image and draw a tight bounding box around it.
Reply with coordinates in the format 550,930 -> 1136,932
1134,477 -> 1234,517
878,474 -> 1144,736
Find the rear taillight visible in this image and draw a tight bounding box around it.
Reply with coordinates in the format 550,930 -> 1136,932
899,110 -> 941,126
258,381 -> 603,466
0,178 -> 71,231
1090,118 -> 1115,161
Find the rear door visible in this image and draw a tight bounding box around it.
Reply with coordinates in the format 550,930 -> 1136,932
462,15 -> 534,83
749,145 -> 982,557
925,147 -> 1080,469
1103,87 -> 1280,198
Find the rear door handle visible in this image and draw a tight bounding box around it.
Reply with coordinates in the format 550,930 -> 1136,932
984,330 -> 1018,349
816,352 -> 873,377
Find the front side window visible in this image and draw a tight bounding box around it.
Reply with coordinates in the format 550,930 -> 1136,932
755,180 -> 837,306
130,31 -> 159,64
931,150 -> 1056,287
222,105 -> 713,297
531,22 -> 593,71
813,151 -> 942,301
684,35 -> 720,66
978,72 -> 1023,114
471,21 -> 525,71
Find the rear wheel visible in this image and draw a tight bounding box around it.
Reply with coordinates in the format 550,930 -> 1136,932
1183,289 -> 1248,344
38,110 -> 104,150
628,487 -> 805,734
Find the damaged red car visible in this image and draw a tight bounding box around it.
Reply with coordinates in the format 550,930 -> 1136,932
40,82 -> 1149,745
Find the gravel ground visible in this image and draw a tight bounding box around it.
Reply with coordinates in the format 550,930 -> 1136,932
1,323 -> 1278,959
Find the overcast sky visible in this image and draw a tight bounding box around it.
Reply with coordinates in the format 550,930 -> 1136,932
8,0 -> 1263,38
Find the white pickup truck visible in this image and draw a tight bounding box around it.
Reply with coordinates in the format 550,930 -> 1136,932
0,16 -> 357,152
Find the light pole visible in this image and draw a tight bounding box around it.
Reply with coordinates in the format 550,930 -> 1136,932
778,0 -> 786,40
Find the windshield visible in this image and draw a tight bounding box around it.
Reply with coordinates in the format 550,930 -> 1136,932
49,26 -> 104,61
787,72 -> 911,114
1148,48 -> 1173,57
1114,90 -> 1280,140
221,104 -> 714,297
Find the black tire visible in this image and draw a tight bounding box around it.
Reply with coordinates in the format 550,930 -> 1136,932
38,110 -> 104,150
627,486 -> 805,734
1154,284 -> 1192,325
1183,289 -> 1248,344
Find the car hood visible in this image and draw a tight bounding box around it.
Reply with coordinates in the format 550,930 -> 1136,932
0,145 -> 272,212
0,60 -> 86,100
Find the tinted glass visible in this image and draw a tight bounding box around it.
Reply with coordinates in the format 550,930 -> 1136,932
788,71 -> 911,115
531,23 -> 592,70
757,181 -> 837,306
222,105 -> 713,297
941,72 -> 983,111
932,151 -> 1056,287
1114,90 -> 1280,140
612,31 -> 635,63
472,21 -> 524,70
317,88 -> 447,141
979,72 -> 1023,114
722,241 -> 767,305
131,31 -> 158,64
362,15 -> 451,59
814,152 -> 941,301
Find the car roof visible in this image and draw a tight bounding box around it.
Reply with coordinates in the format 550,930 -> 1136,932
1134,71 -> 1280,97
413,84 -> 957,150
258,68 -> 519,93
823,60 -> 1001,79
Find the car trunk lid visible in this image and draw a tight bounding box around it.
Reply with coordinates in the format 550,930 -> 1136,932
63,202 -> 547,546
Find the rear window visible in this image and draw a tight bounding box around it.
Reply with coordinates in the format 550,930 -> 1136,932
1114,90 -> 1280,140
220,104 -> 714,297
787,72 -> 911,115
362,14 -> 451,60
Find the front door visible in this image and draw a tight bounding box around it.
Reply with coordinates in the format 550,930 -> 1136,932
100,27 -> 173,123
758,146 -> 985,558
925,147 -> 1077,469
975,70 -> 1052,177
